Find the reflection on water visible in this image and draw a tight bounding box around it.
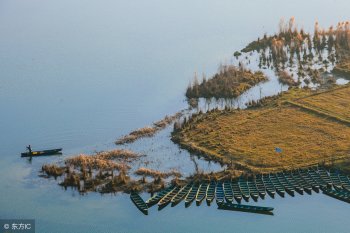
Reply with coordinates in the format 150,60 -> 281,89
336,78 -> 350,85
117,126 -> 225,179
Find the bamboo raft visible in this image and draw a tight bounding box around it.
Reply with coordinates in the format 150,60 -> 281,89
130,166 -> 350,215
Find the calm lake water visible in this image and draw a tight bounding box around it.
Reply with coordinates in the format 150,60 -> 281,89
1,0 -> 350,232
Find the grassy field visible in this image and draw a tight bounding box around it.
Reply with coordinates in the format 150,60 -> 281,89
174,86 -> 350,174
296,86 -> 350,122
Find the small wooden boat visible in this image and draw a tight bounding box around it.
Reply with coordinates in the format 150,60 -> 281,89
291,171 -> 312,195
21,148 -> 62,157
269,173 -> 285,197
323,188 -> 350,204
307,168 -> 328,191
238,177 -> 250,201
158,186 -> 180,209
338,174 -> 350,191
335,188 -> 350,197
146,186 -> 174,207
206,181 -> 216,205
247,180 -> 259,201
215,182 -> 225,205
231,181 -> 242,203
196,182 -> 209,205
171,184 -> 192,207
262,174 -> 276,198
254,175 -> 266,198
298,169 -> 319,193
130,192 -> 148,215
284,172 -> 304,195
223,180 -> 234,203
218,202 -> 274,215
329,171 -> 343,191
317,168 -> 333,187
185,183 -> 199,207
276,172 -> 295,196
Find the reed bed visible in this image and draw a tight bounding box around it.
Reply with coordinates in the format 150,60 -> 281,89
115,127 -> 157,145
116,112 -> 182,145
65,154 -> 130,171
40,148 -> 143,193
134,167 -> 182,178
185,65 -> 268,99
95,149 -> 142,162
41,149 -> 187,194
60,172 -> 81,189
41,164 -> 65,178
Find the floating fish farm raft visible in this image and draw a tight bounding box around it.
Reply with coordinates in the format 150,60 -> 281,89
130,166 -> 350,215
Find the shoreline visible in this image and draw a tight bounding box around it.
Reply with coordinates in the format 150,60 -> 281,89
172,85 -> 350,175
39,18 -> 350,195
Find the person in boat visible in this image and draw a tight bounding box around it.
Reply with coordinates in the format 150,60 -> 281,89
26,145 -> 32,154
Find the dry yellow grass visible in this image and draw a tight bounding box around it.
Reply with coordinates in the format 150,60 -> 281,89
115,126 -> 157,144
96,149 -> 141,162
296,85 -> 350,121
65,154 -> 130,171
134,167 -> 181,178
41,164 -> 65,178
186,65 -> 268,99
116,112 -> 182,145
174,86 -> 350,173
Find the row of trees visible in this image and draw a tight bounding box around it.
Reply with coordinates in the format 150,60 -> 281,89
243,18 -> 349,69
243,18 -> 350,87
